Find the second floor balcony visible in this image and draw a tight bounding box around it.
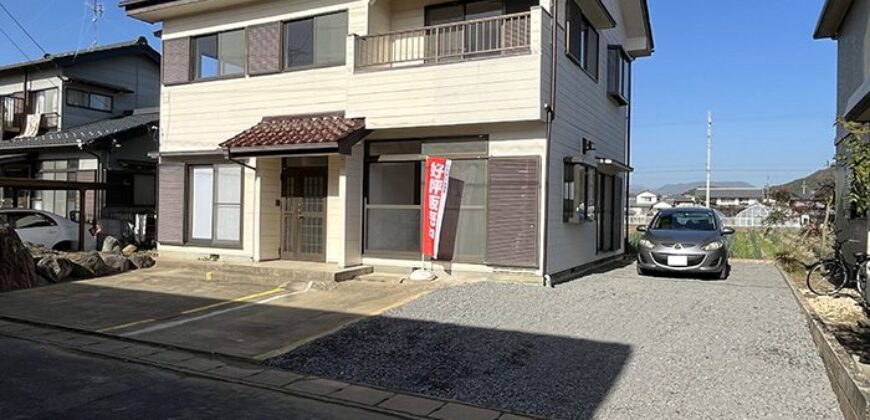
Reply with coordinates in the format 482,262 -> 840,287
1,95 -> 60,139
355,12 -> 533,71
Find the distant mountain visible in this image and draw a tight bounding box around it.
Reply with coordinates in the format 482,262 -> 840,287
774,167 -> 835,196
655,181 -> 756,197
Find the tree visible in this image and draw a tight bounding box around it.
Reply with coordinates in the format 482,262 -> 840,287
837,119 -> 870,216
768,188 -> 792,205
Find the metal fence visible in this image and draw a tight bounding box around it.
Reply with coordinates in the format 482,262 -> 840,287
355,12 -> 532,70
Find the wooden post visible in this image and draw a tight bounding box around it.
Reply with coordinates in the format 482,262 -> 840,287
11,188 -> 18,208
78,187 -> 86,251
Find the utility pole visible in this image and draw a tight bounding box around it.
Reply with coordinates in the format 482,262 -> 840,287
88,1 -> 104,48
705,111 -> 713,208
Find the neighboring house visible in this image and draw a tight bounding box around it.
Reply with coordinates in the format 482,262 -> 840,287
0,38 -> 161,239
694,188 -> 765,207
635,190 -> 657,205
122,0 -> 653,281
671,195 -> 696,207
815,0 -> 870,262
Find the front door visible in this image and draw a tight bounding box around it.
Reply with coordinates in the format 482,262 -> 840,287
281,167 -> 327,261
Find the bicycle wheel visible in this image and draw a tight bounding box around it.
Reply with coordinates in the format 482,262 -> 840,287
806,260 -> 848,296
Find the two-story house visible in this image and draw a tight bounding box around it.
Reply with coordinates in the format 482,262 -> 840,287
122,0 -> 653,282
0,38 -> 161,237
815,0 -> 870,262
694,187 -> 765,208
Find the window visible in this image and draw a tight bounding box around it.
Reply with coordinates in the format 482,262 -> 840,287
188,164 -> 243,245
424,0 -> 535,59
14,213 -> 56,229
29,89 -> 58,114
364,139 -> 489,262
607,46 -> 631,105
284,12 -> 348,70
566,0 -> 599,79
563,162 -> 596,223
66,88 -> 113,112
193,30 -> 246,80
596,173 -> 622,252
32,159 -> 80,219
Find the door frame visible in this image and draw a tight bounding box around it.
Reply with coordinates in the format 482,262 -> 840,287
280,165 -> 328,262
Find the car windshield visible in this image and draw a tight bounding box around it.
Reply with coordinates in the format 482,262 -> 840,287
651,212 -> 717,231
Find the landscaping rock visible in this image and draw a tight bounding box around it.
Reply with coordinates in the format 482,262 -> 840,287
0,226 -> 38,292
68,251 -> 112,279
122,244 -> 138,256
127,253 -> 156,270
36,256 -> 74,283
102,254 -> 132,274
102,236 -> 122,254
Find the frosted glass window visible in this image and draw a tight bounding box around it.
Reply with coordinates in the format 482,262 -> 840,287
191,166 -> 214,240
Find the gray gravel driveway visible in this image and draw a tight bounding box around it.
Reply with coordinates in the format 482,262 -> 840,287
270,262 -> 841,419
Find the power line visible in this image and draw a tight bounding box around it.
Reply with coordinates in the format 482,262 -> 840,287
0,26 -> 31,61
0,2 -> 48,55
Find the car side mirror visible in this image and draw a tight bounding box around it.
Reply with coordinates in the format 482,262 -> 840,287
722,227 -> 735,235
636,225 -> 647,232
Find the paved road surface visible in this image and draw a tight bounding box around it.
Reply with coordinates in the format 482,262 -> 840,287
0,336 -> 400,420
273,262 -> 843,419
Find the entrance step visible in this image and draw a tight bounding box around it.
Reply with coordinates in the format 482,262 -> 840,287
154,258 -> 373,287
355,273 -> 408,284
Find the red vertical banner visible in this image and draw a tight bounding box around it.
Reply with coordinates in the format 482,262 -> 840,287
422,156 -> 452,259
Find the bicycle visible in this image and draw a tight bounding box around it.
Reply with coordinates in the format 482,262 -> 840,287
805,237 -> 869,296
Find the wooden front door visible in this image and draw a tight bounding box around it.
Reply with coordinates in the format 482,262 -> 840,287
281,167 -> 327,261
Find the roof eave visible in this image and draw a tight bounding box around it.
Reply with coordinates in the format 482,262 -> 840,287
814,0 -> 854,39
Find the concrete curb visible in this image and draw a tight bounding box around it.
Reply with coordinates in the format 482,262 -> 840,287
777,265 -> 870,420
0,317 -> 538,420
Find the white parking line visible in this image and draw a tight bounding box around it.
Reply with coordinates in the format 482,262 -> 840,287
122,282 -> 313,337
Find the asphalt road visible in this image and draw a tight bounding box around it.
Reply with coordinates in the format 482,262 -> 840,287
272,262 -> 843,419
0,336 -> 401,420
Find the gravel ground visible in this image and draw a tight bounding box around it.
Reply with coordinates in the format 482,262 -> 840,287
269,262 -> 842,419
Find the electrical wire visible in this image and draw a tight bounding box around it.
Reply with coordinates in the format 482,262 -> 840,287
0,2 -> 48,55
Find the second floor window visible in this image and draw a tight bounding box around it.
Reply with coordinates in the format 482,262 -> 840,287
284,12 -> 348,71
194,29 -> 246,79
29,89 -> 58,115
67,88 -> 113,112
566,0 -> 599,79
607,46 -> 631,105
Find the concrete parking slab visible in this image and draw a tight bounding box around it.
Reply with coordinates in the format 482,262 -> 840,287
0,266 -> 437,361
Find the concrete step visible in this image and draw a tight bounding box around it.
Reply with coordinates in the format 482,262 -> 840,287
154,258 -> 373,287
355,273 -> 408,284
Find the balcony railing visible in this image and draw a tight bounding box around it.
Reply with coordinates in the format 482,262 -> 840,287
355,11 -> 532,70
1,96 -> 25,133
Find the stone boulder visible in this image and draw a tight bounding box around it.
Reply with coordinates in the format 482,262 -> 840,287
35,256 -> 74,283
101,236 -> 121,254
0,226 -> 38,292
68,251 -> 113,279
127,254 -> 156,270
122,244 -> 138,256
102,254 -> 132,274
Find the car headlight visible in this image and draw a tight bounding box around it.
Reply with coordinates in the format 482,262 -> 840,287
638,239 -> 656,249
702,241 -> 724,251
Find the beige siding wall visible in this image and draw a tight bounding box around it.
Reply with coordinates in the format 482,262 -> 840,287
546,0 -> 633,274
346,7 -> 546,129
326,155 -> 344,263
341,143 -> 365,267
257,158 -> 282,261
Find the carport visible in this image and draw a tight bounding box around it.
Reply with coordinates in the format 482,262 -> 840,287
0,177 -> 107,251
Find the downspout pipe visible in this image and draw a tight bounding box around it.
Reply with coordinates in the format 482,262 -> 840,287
624,64 -> 633,253
542,0 -> 559,288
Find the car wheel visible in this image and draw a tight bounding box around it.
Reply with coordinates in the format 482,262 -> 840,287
637,264 -> 649,276
717,264 -> 730,280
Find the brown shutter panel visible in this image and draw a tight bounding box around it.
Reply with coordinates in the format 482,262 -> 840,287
157,163 -> 185,245
163,38 -> 191,85
486,157 -> 540,268
247,22 -> 282,75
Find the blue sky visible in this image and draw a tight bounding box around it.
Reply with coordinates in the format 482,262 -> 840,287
631,0 -> 837,189
0,1 -> 836,190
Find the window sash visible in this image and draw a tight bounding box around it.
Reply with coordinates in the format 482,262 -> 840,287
566,1 -> 599,78
188,164 -> 243,245
194,30 -> 246,79
284,12 -> 348,71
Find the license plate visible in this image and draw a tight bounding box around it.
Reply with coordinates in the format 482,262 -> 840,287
667,256 -> 688,267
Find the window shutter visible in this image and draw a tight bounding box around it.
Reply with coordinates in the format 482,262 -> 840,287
163,38 -> 191,85
486,157 -> 540,268
157,163 -> 185,244
247,22 -> 281,75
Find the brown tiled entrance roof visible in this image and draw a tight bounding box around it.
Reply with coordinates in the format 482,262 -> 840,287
220,113 -> 368,156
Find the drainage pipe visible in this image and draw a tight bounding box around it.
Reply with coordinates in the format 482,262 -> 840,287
542,0 -> 559,288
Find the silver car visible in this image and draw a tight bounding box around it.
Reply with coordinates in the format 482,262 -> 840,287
635,208 -> 734,279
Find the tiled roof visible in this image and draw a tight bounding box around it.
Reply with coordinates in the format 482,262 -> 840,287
220,113 -> 367,152
0,38 -> 159,76
0,110 -> 158,151
706,188 -> 765,200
